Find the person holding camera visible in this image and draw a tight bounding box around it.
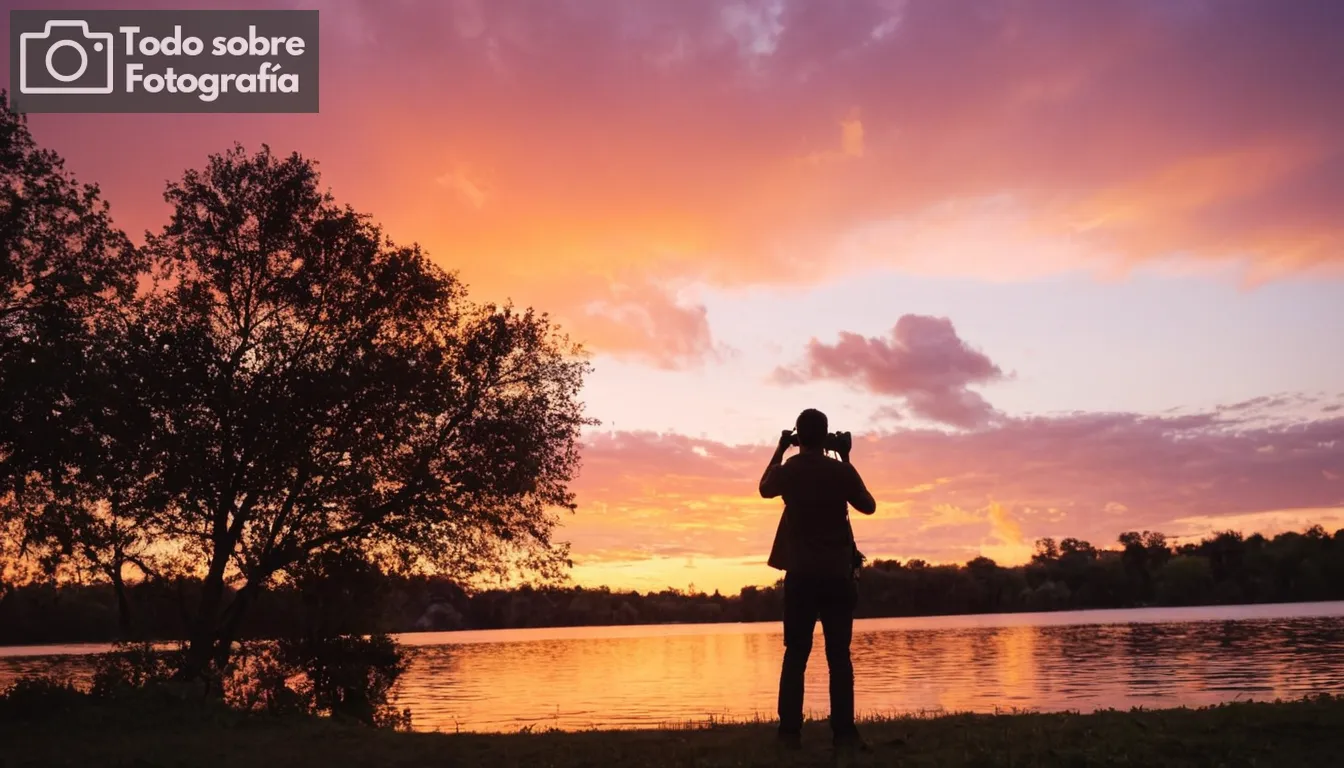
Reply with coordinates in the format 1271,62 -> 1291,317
759,407 -> 876,753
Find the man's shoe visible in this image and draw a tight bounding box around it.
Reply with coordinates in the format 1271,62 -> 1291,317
832,732 -> 871,754
777,730 -> 802,750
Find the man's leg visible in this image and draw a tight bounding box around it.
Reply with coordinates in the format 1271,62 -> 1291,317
819,576 -> 858,742
777,572 -> 817,738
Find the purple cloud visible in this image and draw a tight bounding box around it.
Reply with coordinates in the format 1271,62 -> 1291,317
773,315 -> 1005,428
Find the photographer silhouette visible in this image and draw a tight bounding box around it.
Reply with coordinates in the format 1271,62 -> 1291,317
759,408 -> 875,753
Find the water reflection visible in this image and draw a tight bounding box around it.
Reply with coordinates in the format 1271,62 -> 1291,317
3,603 -> 1343,732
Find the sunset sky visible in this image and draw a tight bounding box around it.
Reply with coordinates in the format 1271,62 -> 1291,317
5,0 -> 1343,593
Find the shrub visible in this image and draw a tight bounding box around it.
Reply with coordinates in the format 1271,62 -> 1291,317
223,640 -> 310,717
0,675 -> 87,720
90,642 -> 181,697
14,637 -> 410,730
281,633 -> 411,730
222,633 -> 411,729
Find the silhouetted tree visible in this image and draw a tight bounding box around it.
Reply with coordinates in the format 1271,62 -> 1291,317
1156,555 -> 1215,606
1,127 -> 592,680
1032,538 -> 1060,563
0,93 -> 150,635
126,145 -> 591,679
4,524 -> 1344,643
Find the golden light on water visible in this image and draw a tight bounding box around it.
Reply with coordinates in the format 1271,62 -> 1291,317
383,605 -> 1344,731
1,605 -> 1341,732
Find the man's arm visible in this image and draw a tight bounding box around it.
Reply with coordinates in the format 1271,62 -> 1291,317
835,441 -> 876,514
845,462 -> 876,515
759,431 -> 792,498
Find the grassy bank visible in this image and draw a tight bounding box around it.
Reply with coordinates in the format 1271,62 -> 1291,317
3,695 -> 1342,767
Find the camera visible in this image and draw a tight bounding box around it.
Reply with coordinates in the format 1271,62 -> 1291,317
19,20 -> 115,95
789,430 -> 853,455
827,431 -> 853,455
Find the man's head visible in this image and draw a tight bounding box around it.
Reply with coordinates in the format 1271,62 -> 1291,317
795,408 -> 828,450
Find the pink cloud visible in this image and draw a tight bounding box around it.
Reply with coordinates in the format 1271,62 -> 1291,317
773,315 -> 1005,428
568,276 -> 719,369
563,404 -> 1344,573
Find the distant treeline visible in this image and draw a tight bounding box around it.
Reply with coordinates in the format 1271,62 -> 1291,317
3,525 -> 1343,646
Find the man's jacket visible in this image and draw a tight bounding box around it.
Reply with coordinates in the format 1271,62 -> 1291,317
761,452 -> 873,579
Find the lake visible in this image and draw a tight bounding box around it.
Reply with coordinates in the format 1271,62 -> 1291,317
3,602 -> 1343,733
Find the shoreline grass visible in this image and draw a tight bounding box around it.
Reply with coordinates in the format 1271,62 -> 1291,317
3,693 -> 1342,767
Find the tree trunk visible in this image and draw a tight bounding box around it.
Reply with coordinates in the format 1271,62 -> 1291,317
180,508 -> 245,686
213,580 -> 262,668
180,566 -> 229,686
180,574 -> 266,687
109,564 -> 133,639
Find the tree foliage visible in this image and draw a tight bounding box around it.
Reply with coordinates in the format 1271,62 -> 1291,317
128,144 -> 589,673
0,92 -> 150,629
0,94 -> 591,679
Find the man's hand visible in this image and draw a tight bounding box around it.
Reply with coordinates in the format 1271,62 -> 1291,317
761,431 -> 793,498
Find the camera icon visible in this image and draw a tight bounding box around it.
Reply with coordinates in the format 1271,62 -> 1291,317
19,20 -> 115,95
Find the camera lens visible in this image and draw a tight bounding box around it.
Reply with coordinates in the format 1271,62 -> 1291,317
45,39 -> 90,83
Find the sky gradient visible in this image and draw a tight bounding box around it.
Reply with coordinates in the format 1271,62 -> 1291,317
4,0 -> 1343,593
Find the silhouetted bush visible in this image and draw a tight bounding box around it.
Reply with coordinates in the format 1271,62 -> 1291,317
282,634 -> 410,729
0,634 -> 410,730
0,675 -> 85,721
224,640 -> 312,716
224,634 -> 410,729
90,642 -> 182,697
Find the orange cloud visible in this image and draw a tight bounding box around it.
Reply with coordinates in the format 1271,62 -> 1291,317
803,111 -> 866,165
435,166 -> 492,210
19,0 -> 1344,366
1055,142 -> 1341,279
